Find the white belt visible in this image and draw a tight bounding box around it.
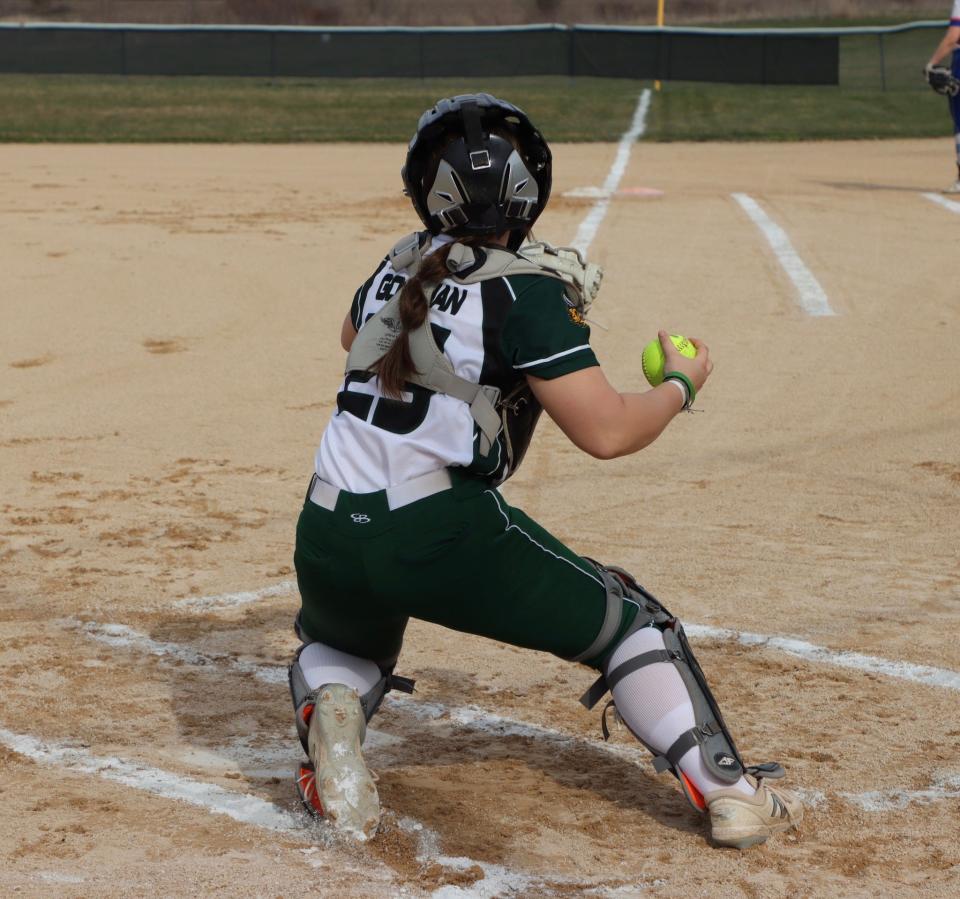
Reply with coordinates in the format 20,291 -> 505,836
309,468 -> 454,513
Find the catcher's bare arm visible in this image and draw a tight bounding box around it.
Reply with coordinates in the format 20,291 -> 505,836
341,313 -> 357,351
528,332 -> 713,460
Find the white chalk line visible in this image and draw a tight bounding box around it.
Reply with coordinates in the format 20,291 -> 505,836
0,721 -> 560,895
0,640 -> 635,898
685,624 -> 960,692
69,618 -> 648,765
571,88 -> 651,254
0,676 -> 568,892
172,581 -> 960,695
176,579 -> 297,611
65,618 -> 960,814
0,727 -> 303,835
843,772 -> 960,812
393,816 -> 643,899
922,191 -> 960,215
43,618 -> 666,893
732,192 -> 835,317
63,619 -> 287,685
6,613 -> 960,896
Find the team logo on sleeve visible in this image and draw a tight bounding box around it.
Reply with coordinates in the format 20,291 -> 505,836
563,294 -> 588,327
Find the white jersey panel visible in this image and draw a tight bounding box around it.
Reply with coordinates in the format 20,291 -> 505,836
315,243 -> 492,493
315,391 -> 475,492
953,1 -> 960,20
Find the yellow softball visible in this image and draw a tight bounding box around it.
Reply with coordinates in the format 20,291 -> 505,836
641,334 -> 696,387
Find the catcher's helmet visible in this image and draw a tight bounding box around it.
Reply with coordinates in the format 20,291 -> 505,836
402,93 -> 552,241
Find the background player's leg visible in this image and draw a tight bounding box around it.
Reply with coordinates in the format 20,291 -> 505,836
949,49 -> 960,190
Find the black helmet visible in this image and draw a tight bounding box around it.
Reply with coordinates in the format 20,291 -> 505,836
402,93 -> 552,242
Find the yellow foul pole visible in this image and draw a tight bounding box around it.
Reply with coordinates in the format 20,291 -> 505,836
655,0 -> 665,91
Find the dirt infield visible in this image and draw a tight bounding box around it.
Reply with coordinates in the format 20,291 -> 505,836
2,138 -> 959,897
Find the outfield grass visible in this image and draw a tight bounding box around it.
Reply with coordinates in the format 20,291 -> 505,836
0,76 -> 644,142
0,74 -> 952,143
649,83 -> 952,141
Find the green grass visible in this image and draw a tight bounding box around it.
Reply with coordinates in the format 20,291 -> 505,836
648,83 -> 951,141
0,75 -> 645,142
0,73 -> 953,143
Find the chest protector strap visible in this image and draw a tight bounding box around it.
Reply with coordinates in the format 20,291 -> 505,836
345,234 -> 602,458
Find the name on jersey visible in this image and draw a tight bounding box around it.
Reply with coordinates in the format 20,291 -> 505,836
374,274 -> 468,318
375,273 -> 406,301
429,283 -> 468,315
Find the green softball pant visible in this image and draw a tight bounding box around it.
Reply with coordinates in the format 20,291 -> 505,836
293,471 -> 638,671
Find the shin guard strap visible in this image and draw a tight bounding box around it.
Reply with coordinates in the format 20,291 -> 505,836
579,648 -> 675,710
606,649 -> 678,690
652,721 -> 722,775
360,673 -> 416,722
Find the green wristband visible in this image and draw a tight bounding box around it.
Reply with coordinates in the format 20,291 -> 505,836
664,371 -> 696,409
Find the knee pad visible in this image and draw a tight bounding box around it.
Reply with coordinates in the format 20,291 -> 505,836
288,644 -> 415,756
579,564 -> 784,801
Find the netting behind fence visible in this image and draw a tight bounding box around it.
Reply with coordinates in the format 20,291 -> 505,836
838,25 -> 942,91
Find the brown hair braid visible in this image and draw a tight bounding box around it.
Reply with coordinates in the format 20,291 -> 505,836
374,236 -> 492,398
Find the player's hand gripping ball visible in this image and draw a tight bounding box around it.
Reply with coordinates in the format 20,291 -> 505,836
641,334 -> 696,386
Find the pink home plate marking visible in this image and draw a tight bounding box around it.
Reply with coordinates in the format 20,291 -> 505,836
617,186 -> 665,197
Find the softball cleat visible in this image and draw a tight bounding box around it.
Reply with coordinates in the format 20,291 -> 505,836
705,776 -> 803,849
944,179 -> 960,194
298,683 -> 380,841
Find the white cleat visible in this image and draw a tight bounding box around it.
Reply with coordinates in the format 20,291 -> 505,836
706,777 -> 803,849
943,179 -> 960,194
296,683 -> 380,841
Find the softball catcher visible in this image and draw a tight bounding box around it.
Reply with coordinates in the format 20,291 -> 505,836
288,93 -> 803,847
925,3 -> 960,192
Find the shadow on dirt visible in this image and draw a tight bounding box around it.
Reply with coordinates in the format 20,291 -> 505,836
154,607 -> 704,863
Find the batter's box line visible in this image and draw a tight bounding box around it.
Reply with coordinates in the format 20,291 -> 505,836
0,724 -> 642,897
173,581 -> 960,693
175,579 -> 298,612
685,624 -> 960,692
0,725 -> 304,836
731,192 -> 835,317
3,715 -> 949,899
922,192 -> 960,216
63,617 -> 960,814
59,619 -> 287,685
65,617 -> 650,764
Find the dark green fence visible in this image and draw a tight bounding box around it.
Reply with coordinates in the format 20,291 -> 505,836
0,22 -> 843,83
0,21 -> 945,86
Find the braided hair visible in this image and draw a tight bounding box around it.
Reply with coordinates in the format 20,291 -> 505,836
374,236 -> 492,398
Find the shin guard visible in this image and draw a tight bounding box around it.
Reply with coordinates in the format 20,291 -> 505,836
579,565 -> 784,804
288,644 -> 415,756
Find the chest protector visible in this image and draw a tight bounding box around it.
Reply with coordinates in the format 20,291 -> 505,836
345,233 -> 602,484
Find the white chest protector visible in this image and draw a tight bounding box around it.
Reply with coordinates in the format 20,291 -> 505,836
344,233 -> 602,472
